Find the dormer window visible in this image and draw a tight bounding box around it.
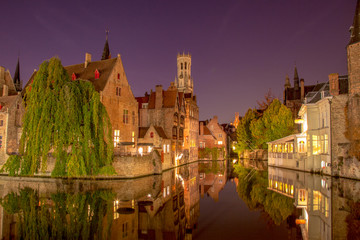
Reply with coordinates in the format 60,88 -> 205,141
95,69 -> 100,79
71,73 -> 77,81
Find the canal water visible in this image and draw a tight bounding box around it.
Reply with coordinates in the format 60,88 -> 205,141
0,160 -> 358,239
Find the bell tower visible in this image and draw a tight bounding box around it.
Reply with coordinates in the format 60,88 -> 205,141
175,52 -> 193,93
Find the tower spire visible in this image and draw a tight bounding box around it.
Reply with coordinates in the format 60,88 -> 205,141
349,0 -> 360,45
101,29 -> 111,60
13,56 -> 22,92
284,74 -> 291,89
294,66 -> 299,91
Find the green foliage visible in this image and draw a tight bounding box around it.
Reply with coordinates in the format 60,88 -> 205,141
234,164 -> 295,225
235,99 -> 294,152
1,155 -> 21,176
3,57 -> 114,177
0,188 -> 115,240
250,99 -> 294,149
235,108 -> 258,153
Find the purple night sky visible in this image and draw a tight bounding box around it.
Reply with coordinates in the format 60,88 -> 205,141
0,0 -> 356,123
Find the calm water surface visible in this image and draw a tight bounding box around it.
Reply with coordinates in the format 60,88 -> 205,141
0,160 -> 359,239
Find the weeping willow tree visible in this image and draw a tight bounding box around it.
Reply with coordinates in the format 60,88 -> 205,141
3,57 -> 114,177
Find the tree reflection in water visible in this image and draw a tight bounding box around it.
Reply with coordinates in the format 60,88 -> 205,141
234,164 -> 296,226
0,188 -> 115,240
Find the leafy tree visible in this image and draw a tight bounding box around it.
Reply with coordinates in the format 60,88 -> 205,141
235,108 -> 258,153
250,99 -> 294,149
2,57 -> 114,177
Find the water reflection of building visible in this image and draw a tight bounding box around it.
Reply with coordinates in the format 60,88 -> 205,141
268,167 -> 331,240
0,163 -> 203,240
198,161 -> 227,202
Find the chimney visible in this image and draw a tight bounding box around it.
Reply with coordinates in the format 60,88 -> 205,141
155,85 -> 163,109
2,85 -> 8,96
85,53 -> 92,68
200,122 -> 204,135
0,66 -> 5,84
329,73 -> 339,96
300,79 -> 305,101
213,115 -> 218,123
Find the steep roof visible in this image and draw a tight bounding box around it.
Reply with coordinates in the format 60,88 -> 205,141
349,0 -> 360,45
154,126 -> 168,139
65,58 -> 117,92
148,89 -> 178,109
138,126 -> 169,139
139,127 -> 150,138
136,95 -> 149,109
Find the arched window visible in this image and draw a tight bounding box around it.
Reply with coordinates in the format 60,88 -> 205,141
174,113 -> 178,123
180,116 -> 184,125
172,127 -> 177,139
179,128 -> 183,140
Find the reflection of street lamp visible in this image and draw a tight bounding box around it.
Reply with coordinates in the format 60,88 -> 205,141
138,147 -> 143,156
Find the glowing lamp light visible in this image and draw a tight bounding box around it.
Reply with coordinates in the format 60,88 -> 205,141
295,219 -> 306,225
295,119 -> 304,124
138,147 -> 143,156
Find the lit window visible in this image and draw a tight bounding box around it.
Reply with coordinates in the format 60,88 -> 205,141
324,134 -> 328,153
218,141 -> 223,145
114,200 -> 119,219
163,145 -> 166,153
312,135 -> 320,155
167,144 -> 170,153
114,130 -> 120,147
132,131 -> 135,143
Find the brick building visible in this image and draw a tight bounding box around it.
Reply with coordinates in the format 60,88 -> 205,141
26,38 -> 138,155
198,116 -> 226,160
137,84 -> 186,166
0,93 -> 25,163
0,61 -> 24,162
137,53 -> 199,164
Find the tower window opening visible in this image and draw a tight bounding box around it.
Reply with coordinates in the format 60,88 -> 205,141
181,63 -> 183,70
185,62 -> 187,69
